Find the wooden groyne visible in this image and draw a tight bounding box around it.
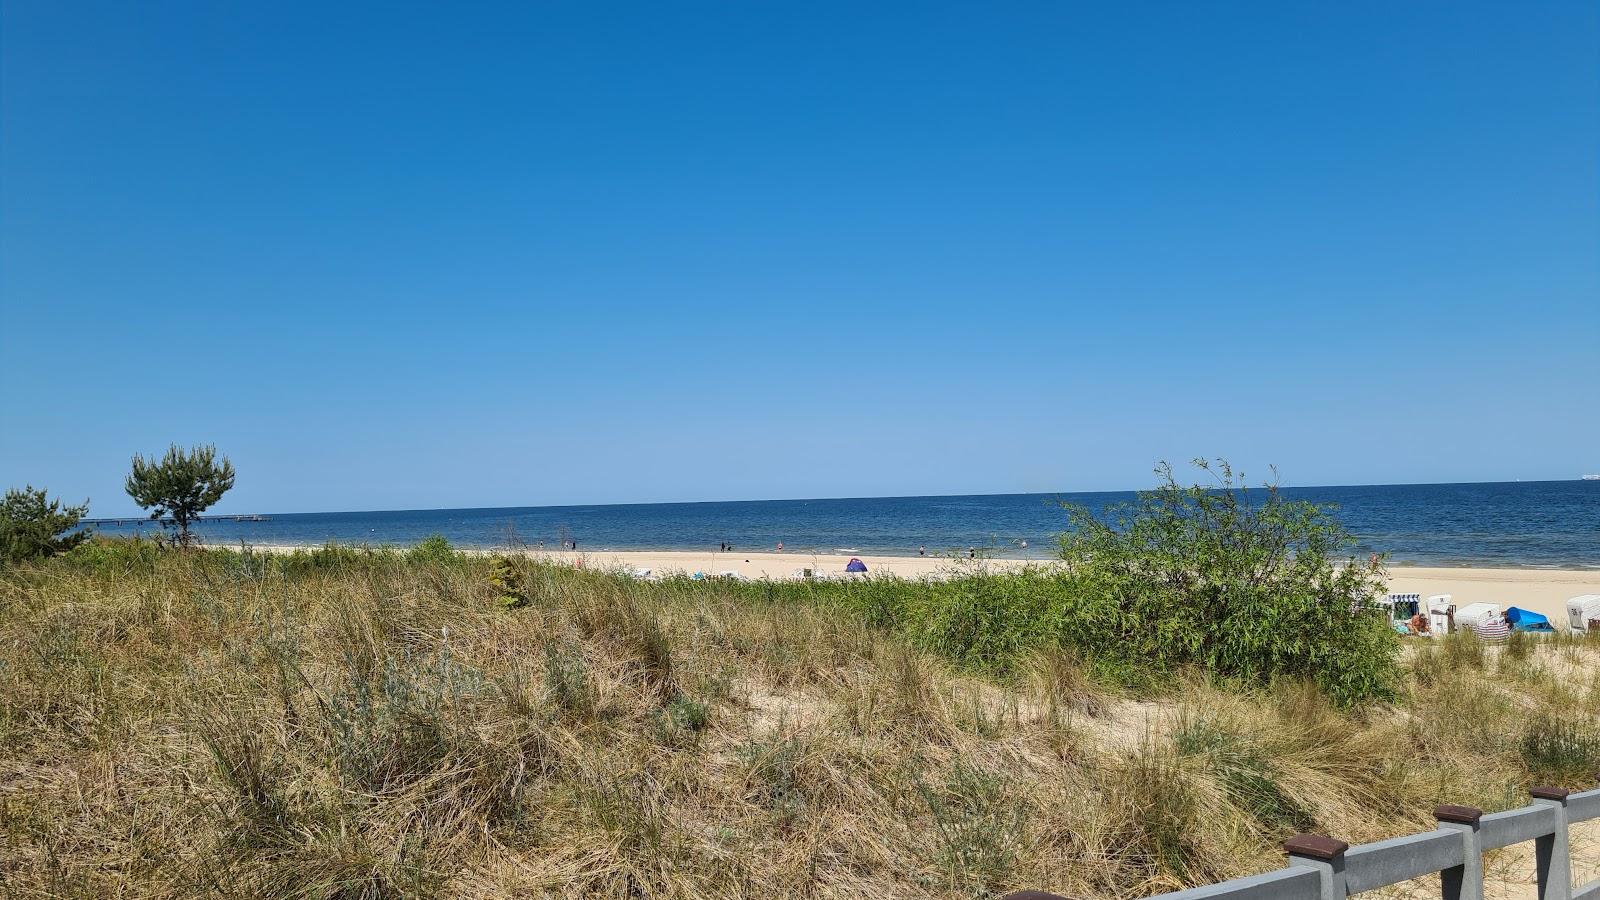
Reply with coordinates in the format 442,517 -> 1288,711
1008,784 -> 1600,900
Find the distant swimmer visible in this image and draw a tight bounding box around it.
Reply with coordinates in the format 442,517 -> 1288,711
919,545 -> 925,557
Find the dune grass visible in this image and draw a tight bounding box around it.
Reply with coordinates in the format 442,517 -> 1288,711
2,541 -> 1597,898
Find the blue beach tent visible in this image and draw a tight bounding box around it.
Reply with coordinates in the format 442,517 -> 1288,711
845,558 -> 868,573
1505,606 -> 1554,633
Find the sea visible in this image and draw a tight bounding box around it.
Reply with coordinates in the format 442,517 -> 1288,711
84,480 -> 1600,569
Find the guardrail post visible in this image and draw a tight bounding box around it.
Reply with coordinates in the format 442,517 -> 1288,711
1436,805 -> 1485,900
1285,834 -> 1349,900
1531,787 -> 1572,900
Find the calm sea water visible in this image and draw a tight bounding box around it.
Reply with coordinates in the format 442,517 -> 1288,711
85,480 -> 1600,568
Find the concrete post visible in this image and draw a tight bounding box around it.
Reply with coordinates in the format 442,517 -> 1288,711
1435,804 -> 1485,900
1531,787 -> 1572,900
1285,833 -> 1350,900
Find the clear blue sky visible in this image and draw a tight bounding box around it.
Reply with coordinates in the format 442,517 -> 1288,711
2,2 -> 1596,515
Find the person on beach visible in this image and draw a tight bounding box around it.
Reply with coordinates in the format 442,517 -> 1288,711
776,541 -> 783,552
919,545 -> 925,556
968,547 -> 975,559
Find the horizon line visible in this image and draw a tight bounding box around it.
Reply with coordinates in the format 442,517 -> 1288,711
83,476 -> 1592,521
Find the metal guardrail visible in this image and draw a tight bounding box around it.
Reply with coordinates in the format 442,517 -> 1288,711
1006,784 -> 1600,900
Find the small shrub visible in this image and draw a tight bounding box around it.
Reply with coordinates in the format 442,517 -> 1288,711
1,487 -> 90,566
411,534 -> 457,566
665,695 -> 709,731
1408,641 -> 1445,686
63,535 -> 162,575
489,557 -> 529,608
1113,743 -> 1213,884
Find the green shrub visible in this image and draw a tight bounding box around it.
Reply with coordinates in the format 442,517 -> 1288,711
1,486 -> 89,566
737,733 -> 808,826
1053,460 -> 1400,706
411,534 -> 457,566
489,557 -> 529,608
63,535 -> 163,575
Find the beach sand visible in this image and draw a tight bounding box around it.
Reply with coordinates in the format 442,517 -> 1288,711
534,548 -> 1021,581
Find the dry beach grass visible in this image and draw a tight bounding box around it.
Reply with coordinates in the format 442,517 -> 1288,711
3,543 -> 1599,898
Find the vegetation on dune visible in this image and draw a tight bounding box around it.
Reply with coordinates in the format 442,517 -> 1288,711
721,460 -> 1398,707
3,537 -> 1598,898
125,443 -> 236,547
0,459 -> 1584,896
0,485 -> 89,566
1054,460 -> 1399,706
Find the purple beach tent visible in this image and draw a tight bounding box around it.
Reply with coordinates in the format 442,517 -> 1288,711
845,557 -> 868,573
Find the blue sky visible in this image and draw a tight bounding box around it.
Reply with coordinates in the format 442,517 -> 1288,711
2,1 -> 1596,515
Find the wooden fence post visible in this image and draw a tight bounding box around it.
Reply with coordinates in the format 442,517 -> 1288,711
1530,786 -> 1571,900
1435,804 -> 1484,900
1285,833 -> 1349,900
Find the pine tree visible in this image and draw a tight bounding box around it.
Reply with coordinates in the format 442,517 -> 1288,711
0,486 -> 89,565
125,444 -> 236,548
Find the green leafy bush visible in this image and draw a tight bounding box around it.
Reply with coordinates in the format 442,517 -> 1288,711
1052,460 -> 1400,706
63,535 -> 163,575
411,534 -> 457,566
